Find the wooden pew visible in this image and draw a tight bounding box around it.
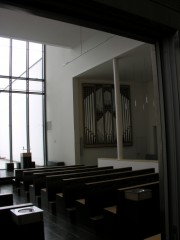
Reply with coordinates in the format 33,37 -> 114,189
30,166 -> 114,206
0,203 -> 33,238
102,181 -> 160,240
14,164 -> 84,190
0,202 -> 33,223
20,165 -> 100,198
56,168 -> 156,219
75,172 -> 159,225
40,167 -> 132,210
145,234 -> 161,240
47,161 -> 65,166
0,203 -> 45,240
20,165 -> 97,196
55,168 -> 155,216
0,193 -> 13,207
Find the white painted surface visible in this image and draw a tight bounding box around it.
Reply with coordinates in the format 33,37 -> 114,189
0,7 -> 81,47
46,35 -> 143,164
98,158 -> 159,173
3,7 -> 156,166
74,44 -> 158,165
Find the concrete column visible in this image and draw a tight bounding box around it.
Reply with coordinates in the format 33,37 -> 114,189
113,58 -> 123,159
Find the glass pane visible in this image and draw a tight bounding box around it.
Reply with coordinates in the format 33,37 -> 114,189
12,93 -> 26,162
0,92 -> 10,167
0,78 -> 9,91
12,40 -> 26,77
29,81 -> 43,93
12,79 -> 26,92
29,42 -> 43,79
0,159 -> 11,170
0,37 -> 10,76
29,94 -> 44,166
29,58 -> 42,79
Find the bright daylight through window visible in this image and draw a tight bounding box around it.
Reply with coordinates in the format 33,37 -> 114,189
0,37 -> 45,169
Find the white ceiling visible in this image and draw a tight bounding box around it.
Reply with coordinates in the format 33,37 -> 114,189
76,43 -> 153,82
0,6 -> 153,83
0,7 -> 113,48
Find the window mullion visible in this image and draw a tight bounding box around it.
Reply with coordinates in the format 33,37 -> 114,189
42,45 -> 48,165
9,39 -> 13,162
26,42 -> 30,153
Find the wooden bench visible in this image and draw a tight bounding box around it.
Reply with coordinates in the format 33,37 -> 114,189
30,166 -> 113,206
75,172 -> 159,226
0,193 -> 13,207
0,203 -> 33,238
41,167 -> 132,210
102,181 -> 160,240
20,165 -> 97,196
14,164 -> 84,190
145,234 -> 161,240
55,168 -> 155,218
47,161 -> 65,166
0,202 -> 45,240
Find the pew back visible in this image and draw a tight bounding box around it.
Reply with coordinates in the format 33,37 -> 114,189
14,164 -> 84,187
118,182 -> 160,239
102,181 -> 160,240
0,203 -> 44,240
83,172 -> 159,217
46,167 -> 132,201
32,166 -> 113,195
61,168 -> 156,209
0,203 -> 33,224
22,165 -> 98,192
0,193 -> 13,207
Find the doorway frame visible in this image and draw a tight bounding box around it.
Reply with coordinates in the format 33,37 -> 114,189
0,2 -> 180,239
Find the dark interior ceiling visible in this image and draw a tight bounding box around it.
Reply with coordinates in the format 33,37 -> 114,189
0,0 -> 175,43
151,0 -> 180,12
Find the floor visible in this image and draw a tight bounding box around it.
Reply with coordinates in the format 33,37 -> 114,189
0,175 -> 102,240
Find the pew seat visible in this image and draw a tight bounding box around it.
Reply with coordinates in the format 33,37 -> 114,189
144,234 -> 161,240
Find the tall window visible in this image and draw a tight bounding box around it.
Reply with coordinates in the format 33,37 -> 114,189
0,37 -> 45,169
82,84 -> 133,147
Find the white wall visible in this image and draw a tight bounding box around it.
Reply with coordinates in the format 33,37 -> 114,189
0,7 -> 81,47
130,81 -> 157,159
74,44 -> 158,163
0,3 -> 159,165
46,33 -> 143,165
117,44 -> 157,160
98,158 -> 159,173
75,79 -> 154,164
